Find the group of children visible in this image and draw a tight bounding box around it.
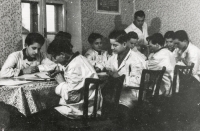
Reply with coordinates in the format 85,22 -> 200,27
0,28 -> 200,130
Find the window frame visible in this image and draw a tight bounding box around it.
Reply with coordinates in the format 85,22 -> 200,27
21,0 -> 66,36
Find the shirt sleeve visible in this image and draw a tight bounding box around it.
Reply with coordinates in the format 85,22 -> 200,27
38,53 -> 57,72
55,66 -> 83,102
188,51 -> 200,76
127,61 -> 144,87
84,50 -> 96,66
0,54 -> 21,77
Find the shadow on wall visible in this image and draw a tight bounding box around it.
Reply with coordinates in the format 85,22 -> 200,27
148,17 -> 161,36
114,15 -> 128,30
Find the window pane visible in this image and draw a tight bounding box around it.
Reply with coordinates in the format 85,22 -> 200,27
21,3 -> 30,33
46,5 -> 55,32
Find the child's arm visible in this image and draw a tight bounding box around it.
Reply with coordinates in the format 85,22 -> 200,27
1,54 -> 21,77
37,53 -> 57,72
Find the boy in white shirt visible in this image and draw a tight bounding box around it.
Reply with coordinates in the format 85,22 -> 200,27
127,31 -> 147,60
147,33 -> 176,96
173,30 -> 200,81
8,31 -> 102,130
84,33 -> 109,72
164,31 -> 176,52
0,33 -> 56,77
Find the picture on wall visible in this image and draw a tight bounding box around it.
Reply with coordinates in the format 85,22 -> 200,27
96,0 -> 121,14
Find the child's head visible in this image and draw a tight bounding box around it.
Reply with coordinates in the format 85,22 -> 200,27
25,33 -> 45,58
109,30 -> 129,54
88,33 -> 103,51
47,32 -> 73,65
127,31 -> 139,49
164,31 -> 175,52
147,33 -> 164,53
174,30 -> 189,50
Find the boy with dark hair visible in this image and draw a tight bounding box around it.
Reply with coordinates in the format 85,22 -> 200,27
173,30 -> 200,81
104,30 -> 146,127
1,33 -> 56,77
106,30 -> 146,107
8,31 -> 102,130
164,31 -> 175,52
85,33 -> 109,72
147,33 -> 176,95
127,31 -> 146,60
125,10 -> 148,46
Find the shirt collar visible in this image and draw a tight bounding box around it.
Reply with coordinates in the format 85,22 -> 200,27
22,48 -> 36,61
64,52 -> 80,67
154,47 -> 167,54
117,48 -> 131,62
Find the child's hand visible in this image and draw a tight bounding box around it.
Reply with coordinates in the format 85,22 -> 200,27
95,67 -> 101,73
106,70 -> 120,78
22,66 -> 39,74
55,73 -> 65,84
48,70 -> 64,78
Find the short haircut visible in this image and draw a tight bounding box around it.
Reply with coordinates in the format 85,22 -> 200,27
47,32 -> 73,55
164,31 -> 175,39
147,33 -> 165,46
174,30 -> 189,42
25,33 -> 45,46
57,31 -> 71,41
109,30 -> 128,44
134,10 -> 145,19
127,31 -> 138,40
88,33 -> 103,44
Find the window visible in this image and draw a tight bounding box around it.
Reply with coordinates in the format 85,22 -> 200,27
21,0 -> 66,51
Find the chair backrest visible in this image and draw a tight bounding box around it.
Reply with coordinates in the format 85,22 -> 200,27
83,78 -> 102,122
172,63 -> 194,94
138,67 -> 166,103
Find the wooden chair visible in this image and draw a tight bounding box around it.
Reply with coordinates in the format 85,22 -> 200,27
128,67 -> 166,104
57,75 -> 125,131
172,63 -> 194,95
128,67 -> 166,126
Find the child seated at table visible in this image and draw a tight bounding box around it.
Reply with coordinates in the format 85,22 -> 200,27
147,33 -> 176,96
173,30 -> 200,81
164,31 -> 176,52
127,31 -> 147,60
21,32 -> 102,130
84,33 -> 110,72
0,33 -> 56,77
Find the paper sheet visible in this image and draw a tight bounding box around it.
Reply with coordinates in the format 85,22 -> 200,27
14,72 -> 54,81
0,79 -> 31,86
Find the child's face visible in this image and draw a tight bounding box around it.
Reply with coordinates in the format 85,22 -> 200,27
110,39 -> 126,54
26,42 -> 41,58
127,38 -> 138,49
91,38 -> 102,51
148,40 -> 158,53
165,38 -> 175,51
52,53 -> 70,65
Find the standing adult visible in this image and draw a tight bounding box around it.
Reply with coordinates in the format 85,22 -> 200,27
125,10 -> 148,47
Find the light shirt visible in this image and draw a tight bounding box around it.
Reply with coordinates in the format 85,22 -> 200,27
54,53 -> 102,119
147,48 -> 176,96
125,22 -> 148,45
132,47 -> 147,60
0,49 -> 56,77
105,50 -> 147,108
174,42 -> 200,81
84,49 -> 110,70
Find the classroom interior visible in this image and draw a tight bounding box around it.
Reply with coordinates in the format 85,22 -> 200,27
1,0 -> 200,130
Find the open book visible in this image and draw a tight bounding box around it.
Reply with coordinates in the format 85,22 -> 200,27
14,72 -> 54,81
